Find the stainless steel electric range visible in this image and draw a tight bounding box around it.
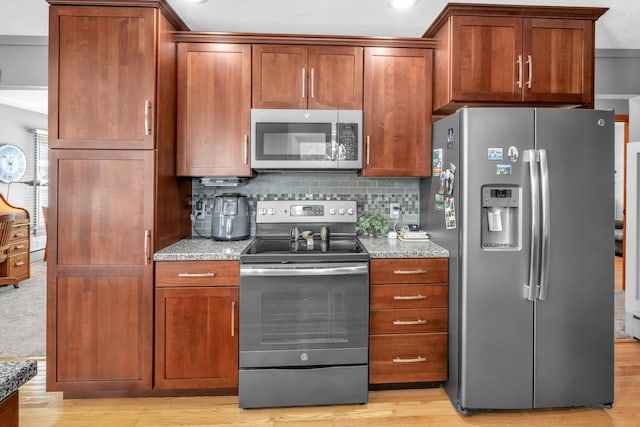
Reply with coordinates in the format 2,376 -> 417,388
239,200 -> 370,409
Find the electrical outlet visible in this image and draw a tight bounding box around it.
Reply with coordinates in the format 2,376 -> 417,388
389,203 -> 401,219
194,198 -> 206,219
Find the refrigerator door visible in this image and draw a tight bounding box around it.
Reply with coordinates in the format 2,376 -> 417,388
533,109 -> 614,408
458,108 -> 536,410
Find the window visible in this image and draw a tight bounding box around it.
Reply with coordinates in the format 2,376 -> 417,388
32,129 -> 48,235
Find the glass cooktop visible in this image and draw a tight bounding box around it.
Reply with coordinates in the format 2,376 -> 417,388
240,238 -> 369,263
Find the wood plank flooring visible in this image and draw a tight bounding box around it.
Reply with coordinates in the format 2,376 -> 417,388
7,340 -> 640,426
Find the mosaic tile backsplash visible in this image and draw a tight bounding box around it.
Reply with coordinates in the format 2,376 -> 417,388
191,173 -> 420,237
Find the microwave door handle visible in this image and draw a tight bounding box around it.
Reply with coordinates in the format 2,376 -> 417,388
331,122 -> 338,162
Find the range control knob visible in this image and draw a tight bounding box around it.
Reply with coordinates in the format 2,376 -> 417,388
269,208 -> 276,215
329,208 -> 337,215
259,208 -> 266,215
338,208 -> 345,215
347,207 -> 355,215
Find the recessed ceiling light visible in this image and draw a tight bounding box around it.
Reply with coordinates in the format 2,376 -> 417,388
390,0 -> 417,9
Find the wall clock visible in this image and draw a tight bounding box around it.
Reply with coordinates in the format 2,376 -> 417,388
0,144 -> 27,183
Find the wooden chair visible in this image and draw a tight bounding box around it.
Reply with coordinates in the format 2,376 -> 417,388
0,213 -> 19,288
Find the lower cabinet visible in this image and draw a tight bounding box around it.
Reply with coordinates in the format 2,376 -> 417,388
369,258 -> 448,384
154,260 -> 239,390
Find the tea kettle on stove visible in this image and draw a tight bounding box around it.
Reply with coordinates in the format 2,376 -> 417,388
211,193 -> 250,241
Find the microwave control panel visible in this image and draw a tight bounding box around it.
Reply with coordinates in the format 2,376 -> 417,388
337,123 -> 358,160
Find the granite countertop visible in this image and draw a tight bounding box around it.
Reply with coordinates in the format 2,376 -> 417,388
358,236 -> 449,259
154,237 -> 252,261
154,236 -> 449,262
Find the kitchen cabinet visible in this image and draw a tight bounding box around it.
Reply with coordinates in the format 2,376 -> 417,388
46,1 -> 191,395
252,45 -> 363,110
48,149 -> 155,391
362,47 -> 432,177
425,4 -> 608,115
177,43 -> 252,177
369,258 -> 448,384
154,261 -> 239,390
48,6 -> 157,149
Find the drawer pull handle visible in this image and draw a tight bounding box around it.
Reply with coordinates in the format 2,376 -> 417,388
393,319 -> 427,326
393,269 -> 427,275
393,356 -> 427,364
15,245 -> 26,249
393,295 -> 427,300
178,272 -> 216,278
15,261 -> 25,267
15,233 -> 27,238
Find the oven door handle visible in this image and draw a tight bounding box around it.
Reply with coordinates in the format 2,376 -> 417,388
240,265 -> 368,277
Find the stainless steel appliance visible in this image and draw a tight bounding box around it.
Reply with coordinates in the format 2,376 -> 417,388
211,193 -> 249,241
239,200 -> 369,408
251,109 -> 362,170
422,108 -> 615,413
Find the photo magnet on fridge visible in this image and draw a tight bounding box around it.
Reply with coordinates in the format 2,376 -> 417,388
488,148 -> 504,160
445,197 -> 457,229
433,148 -> 443,175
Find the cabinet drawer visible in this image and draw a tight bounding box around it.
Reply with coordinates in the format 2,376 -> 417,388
370,308 -> 447,334
6,252 -> 29,278
155,260 -> 239,287
8,239 -> 29,255
370,258 -> 448,284
369,333 -> 447,384
9,225 -> 29,241
371,284 -> 448,309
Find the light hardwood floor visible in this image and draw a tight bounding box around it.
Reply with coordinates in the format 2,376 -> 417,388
7,340 -> 639,426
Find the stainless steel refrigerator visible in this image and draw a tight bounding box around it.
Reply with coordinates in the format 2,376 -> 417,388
421,108 -> 614,414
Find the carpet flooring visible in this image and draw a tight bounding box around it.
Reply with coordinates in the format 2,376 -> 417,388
0,261 -> 46,357
0,261 -> 631,357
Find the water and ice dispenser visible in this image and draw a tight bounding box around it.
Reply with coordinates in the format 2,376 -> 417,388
481,185 -> 521,250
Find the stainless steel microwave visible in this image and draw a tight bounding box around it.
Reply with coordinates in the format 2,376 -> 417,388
251,109 -> 363,171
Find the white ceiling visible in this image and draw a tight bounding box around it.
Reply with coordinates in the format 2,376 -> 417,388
0,0 -> 638,115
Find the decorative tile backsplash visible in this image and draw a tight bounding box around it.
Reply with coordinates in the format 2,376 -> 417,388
191,173 -> 420,237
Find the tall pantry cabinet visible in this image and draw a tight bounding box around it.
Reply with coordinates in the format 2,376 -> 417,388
46,1 -> 191,394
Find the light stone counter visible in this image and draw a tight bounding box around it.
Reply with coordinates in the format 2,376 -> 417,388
154,236 -> 449,262
153,237 -> 252,261
358,236 -> 449,259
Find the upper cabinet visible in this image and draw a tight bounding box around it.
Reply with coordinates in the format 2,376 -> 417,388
424,4 -> 608,115
49,6 -> 158,149
361,47 -> 432,177
177,43 -> 252,177
252,45 -> 363,110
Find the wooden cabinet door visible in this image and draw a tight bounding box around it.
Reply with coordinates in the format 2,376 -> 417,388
252,45 -> 308,109
177,43 -> 252,176
155,287 -> 239,389
47,149 -> 154,392
362,47 -> 432,177
450,16 -> 522,103
308,46 -> 363,110
48,6 -> 156,149
523,18 -> 593,104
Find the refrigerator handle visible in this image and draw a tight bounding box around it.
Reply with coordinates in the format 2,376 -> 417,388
525,149 -> 540,301
538,149 -> 550,300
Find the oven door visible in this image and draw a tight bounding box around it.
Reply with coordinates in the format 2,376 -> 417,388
239,262 -> 369,368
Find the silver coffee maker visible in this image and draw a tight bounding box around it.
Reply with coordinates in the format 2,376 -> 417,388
211,193 -> 250,241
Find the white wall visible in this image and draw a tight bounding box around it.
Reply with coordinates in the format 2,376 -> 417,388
0,103 -> 47,252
